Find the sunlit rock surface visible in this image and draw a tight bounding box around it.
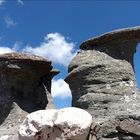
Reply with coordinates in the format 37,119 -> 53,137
65,26 -> 140,140
18,107 -> 92,140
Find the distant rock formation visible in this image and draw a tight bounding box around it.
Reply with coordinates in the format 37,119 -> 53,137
65,26 -> 140,139
18,107 -> 92,140
0,53 -> 59,139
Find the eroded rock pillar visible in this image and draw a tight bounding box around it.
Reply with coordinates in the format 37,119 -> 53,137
65,27 -> 140,122
0,53 -> 59,139
65,27 -> 140,139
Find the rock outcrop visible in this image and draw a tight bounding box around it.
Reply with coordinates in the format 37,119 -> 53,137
65,26 -> 140,139
0,53 -> 59,139
18,107 -> 92,140
1,27 -> 140,140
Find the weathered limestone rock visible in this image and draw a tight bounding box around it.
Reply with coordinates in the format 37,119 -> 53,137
0,53 -> 59,139
18,107 -> 92,140
65,26 -> 140,139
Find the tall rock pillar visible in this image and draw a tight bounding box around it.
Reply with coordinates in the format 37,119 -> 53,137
65,27 -> 140,122
65,27 -> 140,139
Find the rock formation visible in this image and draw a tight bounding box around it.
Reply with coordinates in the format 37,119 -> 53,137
18,107 -> 92,140
0,53 -> 59,139
1,27 -> 140,140
65,26 -> 140,139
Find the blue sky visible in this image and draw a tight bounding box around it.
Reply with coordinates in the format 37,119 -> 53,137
0,0 -> 140,108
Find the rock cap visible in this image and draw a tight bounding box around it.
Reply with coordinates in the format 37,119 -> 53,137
80,26 -> 140,50
0,52 -> 60,76
0,52 -> 51,62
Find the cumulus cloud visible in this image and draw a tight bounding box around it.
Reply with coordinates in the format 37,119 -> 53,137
17,0 -> 24,5
0,46 -> 14,54
4,16 -> 17,28
51,79 -> 71,99
0,0 -> 5,6
0,33 -> 75,99
0,33 -> 76,66
23,33 -> 76,66
0,41 -> 22,54
12,41 -> 22,51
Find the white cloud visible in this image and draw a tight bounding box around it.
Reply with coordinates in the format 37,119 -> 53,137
0,41 -> 22,54
12,41 -> 22,51
0,33 -> 74,99
4,16 -> 17,28
51,79 -> 71,99
17,0 -> 23,5
23,33 -> 76,66
0,0 -> 5,6
0,33 -> 76,66
0,46 -> 14,54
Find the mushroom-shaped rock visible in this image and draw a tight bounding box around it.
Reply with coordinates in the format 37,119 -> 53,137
18,107 -> 92,140
65,26 -> 140,123
0,52 -> 59,139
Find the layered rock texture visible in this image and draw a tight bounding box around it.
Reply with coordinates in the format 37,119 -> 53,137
65,26 -> 140,139
1,27 -> 140,140
18,107 -> 92,140
0,53 -> 59,139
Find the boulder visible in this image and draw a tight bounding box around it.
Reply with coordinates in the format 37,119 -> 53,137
0,52 -> 59,139
18,107 -> 92,140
